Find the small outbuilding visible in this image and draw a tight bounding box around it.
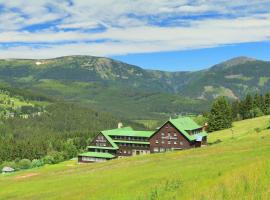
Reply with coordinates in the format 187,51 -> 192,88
2,166 -> 15,174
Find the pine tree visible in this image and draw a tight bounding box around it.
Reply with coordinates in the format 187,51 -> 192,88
240,94 -> 253,119
208,96 -> 233,132
231,100 -> 241,121
252,93 -> 264,117
264,93 -> 270,114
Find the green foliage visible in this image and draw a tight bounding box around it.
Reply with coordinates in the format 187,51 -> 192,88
1,56 -> 270,118
0,161 -> 17,171
231,92 -> 270,121
31,159 -> 44,168
0,102 -> 122,164
208,97 -> 232,131
0,116 -> 269,200
192,115 -> 208,126
43,155 -> 55,165
17,159 -> 32,169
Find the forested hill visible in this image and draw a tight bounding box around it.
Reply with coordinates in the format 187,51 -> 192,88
0,85 -> 145,165
0,56 -> 270,118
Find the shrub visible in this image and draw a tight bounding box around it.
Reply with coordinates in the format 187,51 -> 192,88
31,159 -> 44,168
18,159 -> 32,169
43,151 -> 64,164
43,155 -> 54,164
0,161 -> 17,171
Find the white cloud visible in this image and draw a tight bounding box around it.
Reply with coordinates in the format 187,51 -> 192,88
0,0 -> 270,58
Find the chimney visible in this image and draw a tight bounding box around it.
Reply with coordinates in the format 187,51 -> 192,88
203,122 -> 208,131
118,122 -> 123,129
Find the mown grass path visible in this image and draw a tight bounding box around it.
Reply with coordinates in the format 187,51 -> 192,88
0,116 -> 270,200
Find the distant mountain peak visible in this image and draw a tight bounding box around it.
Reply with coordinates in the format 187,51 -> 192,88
220,56 -> 257,68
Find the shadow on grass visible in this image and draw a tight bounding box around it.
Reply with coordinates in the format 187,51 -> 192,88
208,139 -> 222,146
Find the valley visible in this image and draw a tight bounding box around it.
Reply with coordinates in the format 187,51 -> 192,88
0,56 -> 269,118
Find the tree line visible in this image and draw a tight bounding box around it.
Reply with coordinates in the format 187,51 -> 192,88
207,92 -> 270,132
0,103 -> 122,169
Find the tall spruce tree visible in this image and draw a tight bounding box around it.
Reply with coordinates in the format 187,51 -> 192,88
252,93 -> 264,117
240,94 -> 253,119
265,93 -> 270,114
208,96 -> 233,132
231,100 -> 241,121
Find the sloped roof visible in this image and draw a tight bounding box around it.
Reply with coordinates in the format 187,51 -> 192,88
102,127 -> 154,137
79,152 -> 115,159
102,132 -> 119,149
168,117 -> 208,141
170,117 -> 201,130
95,127 -> 154,149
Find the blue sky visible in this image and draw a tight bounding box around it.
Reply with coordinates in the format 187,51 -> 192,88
0,1 -> 270,71
113,41 -> 270,71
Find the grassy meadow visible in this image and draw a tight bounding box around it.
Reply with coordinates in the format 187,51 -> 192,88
0,116 -> 270,200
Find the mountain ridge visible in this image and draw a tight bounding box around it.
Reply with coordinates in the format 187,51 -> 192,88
0,55 -> 260,72
0,55 -> 269,118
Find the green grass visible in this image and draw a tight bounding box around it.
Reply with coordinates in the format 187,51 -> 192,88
258,77 -> 269,87
0,116 -> 270,200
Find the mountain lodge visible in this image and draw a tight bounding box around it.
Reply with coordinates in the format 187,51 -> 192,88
78,117 -> 208,163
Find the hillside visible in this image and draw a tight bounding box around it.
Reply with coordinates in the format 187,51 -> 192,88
0,56 -> 269,118
0,116 -> 269,200
0,86 -> 50,118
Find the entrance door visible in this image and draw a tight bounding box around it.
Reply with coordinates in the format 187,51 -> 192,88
136,150 -> 140,155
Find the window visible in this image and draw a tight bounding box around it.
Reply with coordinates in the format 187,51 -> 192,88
168,141 -> 171,144
160,148 -> 165,152
162,140 -> 165,144
168,133 -> 171,136
155,140 -> 159,144
161,132 -> 165,136
180,142 -> 183,145
128,151 -> 131,154
124,150 -> 127,154
174,133 -> 177,137
174,141 -> 177,145
153,147 -> 159,152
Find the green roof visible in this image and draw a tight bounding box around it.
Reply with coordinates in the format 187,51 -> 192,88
170,117 -> 201,130
87,146 -> 118,150
90,127 -> 153,149
101,132 -> 119,149
102,127 -> 154,137
79,152 -> 115,159
168,117 -> 208,141
113,140 -> 150,145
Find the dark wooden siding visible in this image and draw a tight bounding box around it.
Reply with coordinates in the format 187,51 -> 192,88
90,133 -> 112,147
117,145 -> 150,156
149,122 -> 194,153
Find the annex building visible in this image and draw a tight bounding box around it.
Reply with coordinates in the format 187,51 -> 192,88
78,117 -> 208,163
